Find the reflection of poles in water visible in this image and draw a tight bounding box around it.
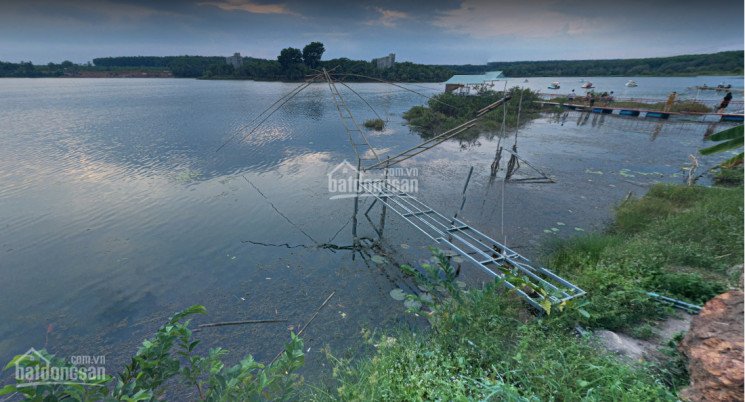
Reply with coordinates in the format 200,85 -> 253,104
362,158 -> 390,240
591,113 -> 599,127
505,143 -> 519,180
704,122 -> 718,138
351,158 -> 361,250
490,146 -> 503,177
650,121 -> 664,141
598,114 -> 606,128
450,167 -> 474,229
491,82 -> 510,177
505,89 -> 524,180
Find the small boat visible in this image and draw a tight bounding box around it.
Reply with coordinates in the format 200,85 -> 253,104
625,80 -> 638,87
581,82 -> 594,89
548,82 -> 560,89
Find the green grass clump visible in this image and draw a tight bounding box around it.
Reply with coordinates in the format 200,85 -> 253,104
713,166 -> 744,187
403,87 -> 540,141
314,284 -> 675,401
363,118 -> 385,130
548,184 -> 743,331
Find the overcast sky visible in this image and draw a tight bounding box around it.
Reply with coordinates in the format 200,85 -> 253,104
0,0 -> 743,64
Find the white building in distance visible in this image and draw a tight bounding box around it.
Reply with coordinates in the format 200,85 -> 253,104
226,53 -> 243,68
372,53 -> 395,69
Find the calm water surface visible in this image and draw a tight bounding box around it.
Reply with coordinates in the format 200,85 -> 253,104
0,77 -> 740,387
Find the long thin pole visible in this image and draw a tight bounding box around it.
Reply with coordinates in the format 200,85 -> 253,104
378,158 -> 390,237
451,166 -> 474,225
449,166 -> 474,244
352,158 -> 361,247
268,291 -> 336,365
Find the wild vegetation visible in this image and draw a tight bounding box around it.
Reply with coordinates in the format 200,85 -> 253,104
443,51 -> 744,77
701,125 -> 744,168
363,118 -> 385,131
548,184 -> 742,332
2,306 -> 305,401
403,87 -> 541,141
306,183 -> 742,400
4,183 -> 741,400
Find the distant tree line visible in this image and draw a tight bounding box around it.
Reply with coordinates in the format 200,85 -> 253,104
2,49 -> 741,80
0,42 -> 452,82
0,60 -> 79,77
441,51 -> 744,77
202,42 -> 452,82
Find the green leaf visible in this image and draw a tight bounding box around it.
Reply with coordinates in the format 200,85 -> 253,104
723,152 -> 744,168
539,299 -> 552,314
706,125 -> 743,142
578,308 -> 591,319
389,288 -> 406,301
0,385 -> 16,396
700,136 -> 744,155
169,305 -> 207,324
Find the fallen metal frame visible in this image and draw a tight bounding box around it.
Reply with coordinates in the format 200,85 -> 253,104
358,178 -> 585,310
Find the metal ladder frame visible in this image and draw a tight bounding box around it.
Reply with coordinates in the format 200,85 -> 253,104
322,68 -> 381,164
359,178 -> 585,311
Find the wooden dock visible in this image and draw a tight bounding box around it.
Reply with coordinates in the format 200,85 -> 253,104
537,101 -> 744,122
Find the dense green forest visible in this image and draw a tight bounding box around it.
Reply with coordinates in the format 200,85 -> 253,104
1,48 -> 742,80
443,51 -> 744,77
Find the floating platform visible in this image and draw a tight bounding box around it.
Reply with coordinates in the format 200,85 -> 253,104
538,101 -> 743,122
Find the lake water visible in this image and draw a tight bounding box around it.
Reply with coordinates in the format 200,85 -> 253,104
0,76 -> 740,388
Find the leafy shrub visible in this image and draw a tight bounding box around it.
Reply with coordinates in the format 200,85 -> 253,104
2,305 -> 304,401
319,278 -> 676,401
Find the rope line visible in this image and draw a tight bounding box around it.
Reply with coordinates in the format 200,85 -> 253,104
215,72 -> 324,152
242,175 -> 319,245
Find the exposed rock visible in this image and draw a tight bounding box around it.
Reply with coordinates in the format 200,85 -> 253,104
678,290 -> 744,402
594,329 -> 651,361
593,315 -> 692,362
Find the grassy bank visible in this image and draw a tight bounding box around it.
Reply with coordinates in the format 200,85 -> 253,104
549,184 -> 742,331
309,184 -> 743,400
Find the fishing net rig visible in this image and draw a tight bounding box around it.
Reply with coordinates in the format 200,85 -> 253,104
215,69 -> 584,312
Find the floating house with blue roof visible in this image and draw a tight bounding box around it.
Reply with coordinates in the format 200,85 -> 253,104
444,71 -> 505,92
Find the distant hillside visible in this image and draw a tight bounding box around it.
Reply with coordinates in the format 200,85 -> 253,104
441,51 -> 744,77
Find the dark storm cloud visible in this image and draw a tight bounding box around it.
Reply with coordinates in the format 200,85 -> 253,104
0,0 -> 741,64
